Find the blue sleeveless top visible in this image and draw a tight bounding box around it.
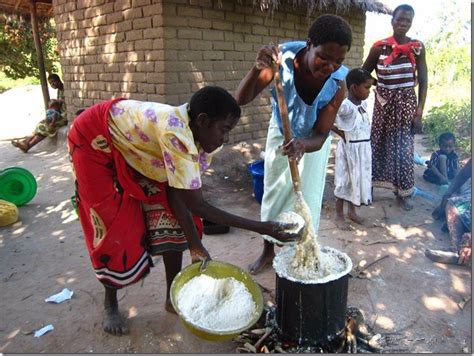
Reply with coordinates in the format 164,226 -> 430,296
270,41 -> 349,138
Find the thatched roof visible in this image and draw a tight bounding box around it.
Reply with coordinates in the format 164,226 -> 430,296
0,0 -> 390,18
0,0 -> 53,18
255,0 -> 391,14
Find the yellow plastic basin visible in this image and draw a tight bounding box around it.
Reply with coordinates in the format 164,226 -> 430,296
170,260 -> 264,342
0,199 -> 19,227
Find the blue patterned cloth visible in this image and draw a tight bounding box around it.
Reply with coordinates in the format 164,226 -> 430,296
449,190 -> 471,231
270,41 -> 348,138
261,41 -> 348,242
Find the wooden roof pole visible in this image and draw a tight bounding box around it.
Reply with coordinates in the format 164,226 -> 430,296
29,0 -> 49,109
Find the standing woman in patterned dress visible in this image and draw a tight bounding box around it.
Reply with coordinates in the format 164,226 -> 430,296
362,4 -> 428,210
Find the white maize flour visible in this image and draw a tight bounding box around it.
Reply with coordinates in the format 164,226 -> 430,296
271,192 -> 351,282
274,246 -> 352,284
290,191 -> 321,277
263,211 -> 305,245
177,274 -> 257,332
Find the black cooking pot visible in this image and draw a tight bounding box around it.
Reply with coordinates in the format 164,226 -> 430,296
274,247 -> 351,346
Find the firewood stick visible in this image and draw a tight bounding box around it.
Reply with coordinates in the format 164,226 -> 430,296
355,254 -> 389,274
243,342 -> 257,353
362,239 -> 399,246
254,328 -> 272,351
274,345 -> 287,353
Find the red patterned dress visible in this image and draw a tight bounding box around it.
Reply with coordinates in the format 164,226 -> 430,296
370,37 -> 422,197
67,99 -> 204,289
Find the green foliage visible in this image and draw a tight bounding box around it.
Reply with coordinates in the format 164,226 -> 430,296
426,45 -> 470,87
0,14 -> 59,80
422,0 -> 471,158
0,71 -> 38,93
423,0 -> 471,107
423,100 -> 471,157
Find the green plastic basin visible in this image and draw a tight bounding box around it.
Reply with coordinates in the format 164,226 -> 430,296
0,167 -> 37,206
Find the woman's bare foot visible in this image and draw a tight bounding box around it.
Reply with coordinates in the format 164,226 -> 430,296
165,299 -> 177,314
11,140 -> 29,153
335,215 -> 353,231
103,306 -> 129,336
248,248 -> 275,275
397,196 -> 414,211
347,211 -> 365,225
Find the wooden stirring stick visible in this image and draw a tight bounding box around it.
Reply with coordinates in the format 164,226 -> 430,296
272,59 -> 301,193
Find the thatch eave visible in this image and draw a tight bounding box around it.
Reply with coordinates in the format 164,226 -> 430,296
0,0 -> 390,19
253,0 -> 392,14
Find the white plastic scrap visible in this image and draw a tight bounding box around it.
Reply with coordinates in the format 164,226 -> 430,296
44,288 -> 74,303
34,324 -> 54,337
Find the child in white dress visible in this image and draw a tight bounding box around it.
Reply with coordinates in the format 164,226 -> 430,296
332,68 -> 374,230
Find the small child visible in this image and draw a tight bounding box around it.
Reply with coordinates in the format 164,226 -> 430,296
332,68 -> 374,230
45,100 -> 63,130
423,132 -> 459,185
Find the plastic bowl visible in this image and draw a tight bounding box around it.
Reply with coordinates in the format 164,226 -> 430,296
170,260 -> 264,341
0,167 -> 37,206
0,199 -> 19,227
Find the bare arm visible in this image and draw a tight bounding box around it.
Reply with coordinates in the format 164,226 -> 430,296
432,158 -> 471,219
442,158 -> 471,200
415,42 -> 428,120
235,45 -> 278,105
167,186 -> 210,263
331,125 -> 345,142
281,83 -> 346,159
167,186 -> 297,260
428,164 -> 449,184
362,46 -> 382,74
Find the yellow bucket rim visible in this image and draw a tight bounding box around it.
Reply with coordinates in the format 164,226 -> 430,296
170,260 -> 264,341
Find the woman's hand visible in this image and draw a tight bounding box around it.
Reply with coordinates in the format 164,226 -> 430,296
189,245 -> 212,271
458,233 -> 472,266
411,118 -> 423,134
458,245 -> 471,266
281,138 -> 306,162
255,44 -> 279,70
236,43 -> 279,105
262,221 -> 303,243
411,107 -> 423,134
414,106 -> 424,120
339,132 -> 346,143
432,198 -> 448,220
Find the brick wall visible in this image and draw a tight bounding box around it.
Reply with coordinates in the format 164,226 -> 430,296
53,0 -> 366,143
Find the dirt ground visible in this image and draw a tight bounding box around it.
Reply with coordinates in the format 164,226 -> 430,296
0,86 -> 471,353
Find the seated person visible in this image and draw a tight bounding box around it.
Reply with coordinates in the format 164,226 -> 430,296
47,73 -> 66,117
423,132 -> 458,185
426,158 -> 471,266
11,99 -> 68,153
